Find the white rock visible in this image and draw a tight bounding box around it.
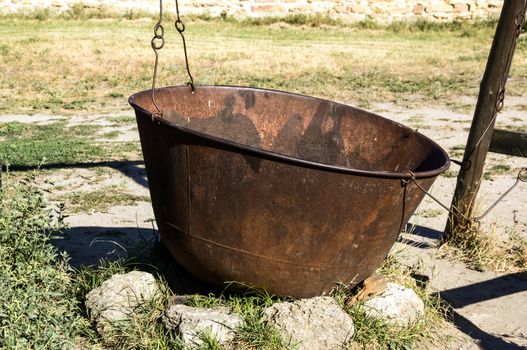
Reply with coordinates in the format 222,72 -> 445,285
363,282 -> 425,326
263,297 -> 354,350
163,304 -> 243,347
85,271 -> 160,334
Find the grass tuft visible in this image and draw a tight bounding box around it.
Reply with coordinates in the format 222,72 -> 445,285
333,249 -> 450,349
60,186 -> 150,213
0,121 -> 141,169
441,224 -> 527,272
187,288 -> 289,349
93,278 -> 182,349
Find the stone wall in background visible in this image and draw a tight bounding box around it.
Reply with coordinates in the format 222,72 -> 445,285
0,0 -> 503,22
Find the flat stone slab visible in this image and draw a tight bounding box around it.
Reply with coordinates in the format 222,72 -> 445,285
263,296 -> 354,350
363,282 -> 424,326
85,271 -> 160,335
163,304 -> 243,347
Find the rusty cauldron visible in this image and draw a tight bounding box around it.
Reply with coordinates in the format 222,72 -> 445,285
129,85 -> 449,298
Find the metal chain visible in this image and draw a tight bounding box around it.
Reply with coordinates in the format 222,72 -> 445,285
174,0 -> 195,93
151,0 -> 165,118
150,0 -> 195,119
457,1 -> 527,170
404,168 -> 527,232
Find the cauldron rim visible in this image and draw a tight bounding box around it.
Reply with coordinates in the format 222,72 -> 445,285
129,84 -> 450,179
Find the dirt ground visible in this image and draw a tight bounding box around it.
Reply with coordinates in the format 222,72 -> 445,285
376,95 -> 527,349
4,93 -> 526,349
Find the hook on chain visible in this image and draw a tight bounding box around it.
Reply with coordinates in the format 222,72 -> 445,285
456,3 -> 526,172
495,88 -> 505,112
518,168 -> 527,182
150,0 -> 195,119
150,0 -> 165,118
514,3 -> 526,37
174,0 -> 195,94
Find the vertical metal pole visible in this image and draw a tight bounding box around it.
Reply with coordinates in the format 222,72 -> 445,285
0,160 -> 2,191
445,1 -> 527,238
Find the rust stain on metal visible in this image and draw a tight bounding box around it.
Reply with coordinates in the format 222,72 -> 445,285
130,85 -> 449,298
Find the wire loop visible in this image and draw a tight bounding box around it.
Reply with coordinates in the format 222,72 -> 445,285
519,168 -> 527,182
175,19 -> 185,33
151,36 -> 165,50
154,22 -> 164,37
174,0 -> 195,90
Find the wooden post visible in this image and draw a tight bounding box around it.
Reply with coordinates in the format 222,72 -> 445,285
445,1 -> 527,238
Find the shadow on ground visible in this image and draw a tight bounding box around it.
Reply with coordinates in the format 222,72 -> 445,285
6,160 -> 149,188
52,225 -> 156,267
406,223 -> 527,349
396,224 -> 442,249
52,225 -> 214,295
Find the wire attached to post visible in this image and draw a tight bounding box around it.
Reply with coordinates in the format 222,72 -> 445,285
404,168 -> 526,233
457,2 -> 527,171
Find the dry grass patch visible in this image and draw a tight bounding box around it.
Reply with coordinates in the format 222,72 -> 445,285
441,223 -> 527,272
59,185 -> 150,213
1,17 -> 525,115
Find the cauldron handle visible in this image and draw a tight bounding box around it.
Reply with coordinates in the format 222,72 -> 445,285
150,0 -> 194,118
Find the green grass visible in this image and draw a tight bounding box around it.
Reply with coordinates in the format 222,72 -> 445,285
187,291 -> 289,350
483,164 -> 512,180
0,173 -> 459,349
12,185 -> 187,349
0,174 -> 89,348
0,138 -> 106,168
110,115 -> 137,126
0,121 -> 141,168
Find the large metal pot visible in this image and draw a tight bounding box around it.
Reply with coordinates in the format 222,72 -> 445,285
129,85 -> 449,298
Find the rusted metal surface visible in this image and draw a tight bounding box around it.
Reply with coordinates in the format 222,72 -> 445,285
129,85 -> 449,298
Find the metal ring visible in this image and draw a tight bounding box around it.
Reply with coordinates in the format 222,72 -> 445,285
495,89 -> 505,112
518,168 -> 527,182
151,36 -> 165,50
151,111 -> 162,121
461,159 -> 471,171
175,19 -> 185,33
471,219 -> 481,232
496,99 -> 504,112
154,22 -> 164,38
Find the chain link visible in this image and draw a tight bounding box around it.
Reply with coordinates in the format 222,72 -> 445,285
151,0 -> 165,118
459,2 -> 526,169
174,0 -> 194,93
150,0 -> 195,119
